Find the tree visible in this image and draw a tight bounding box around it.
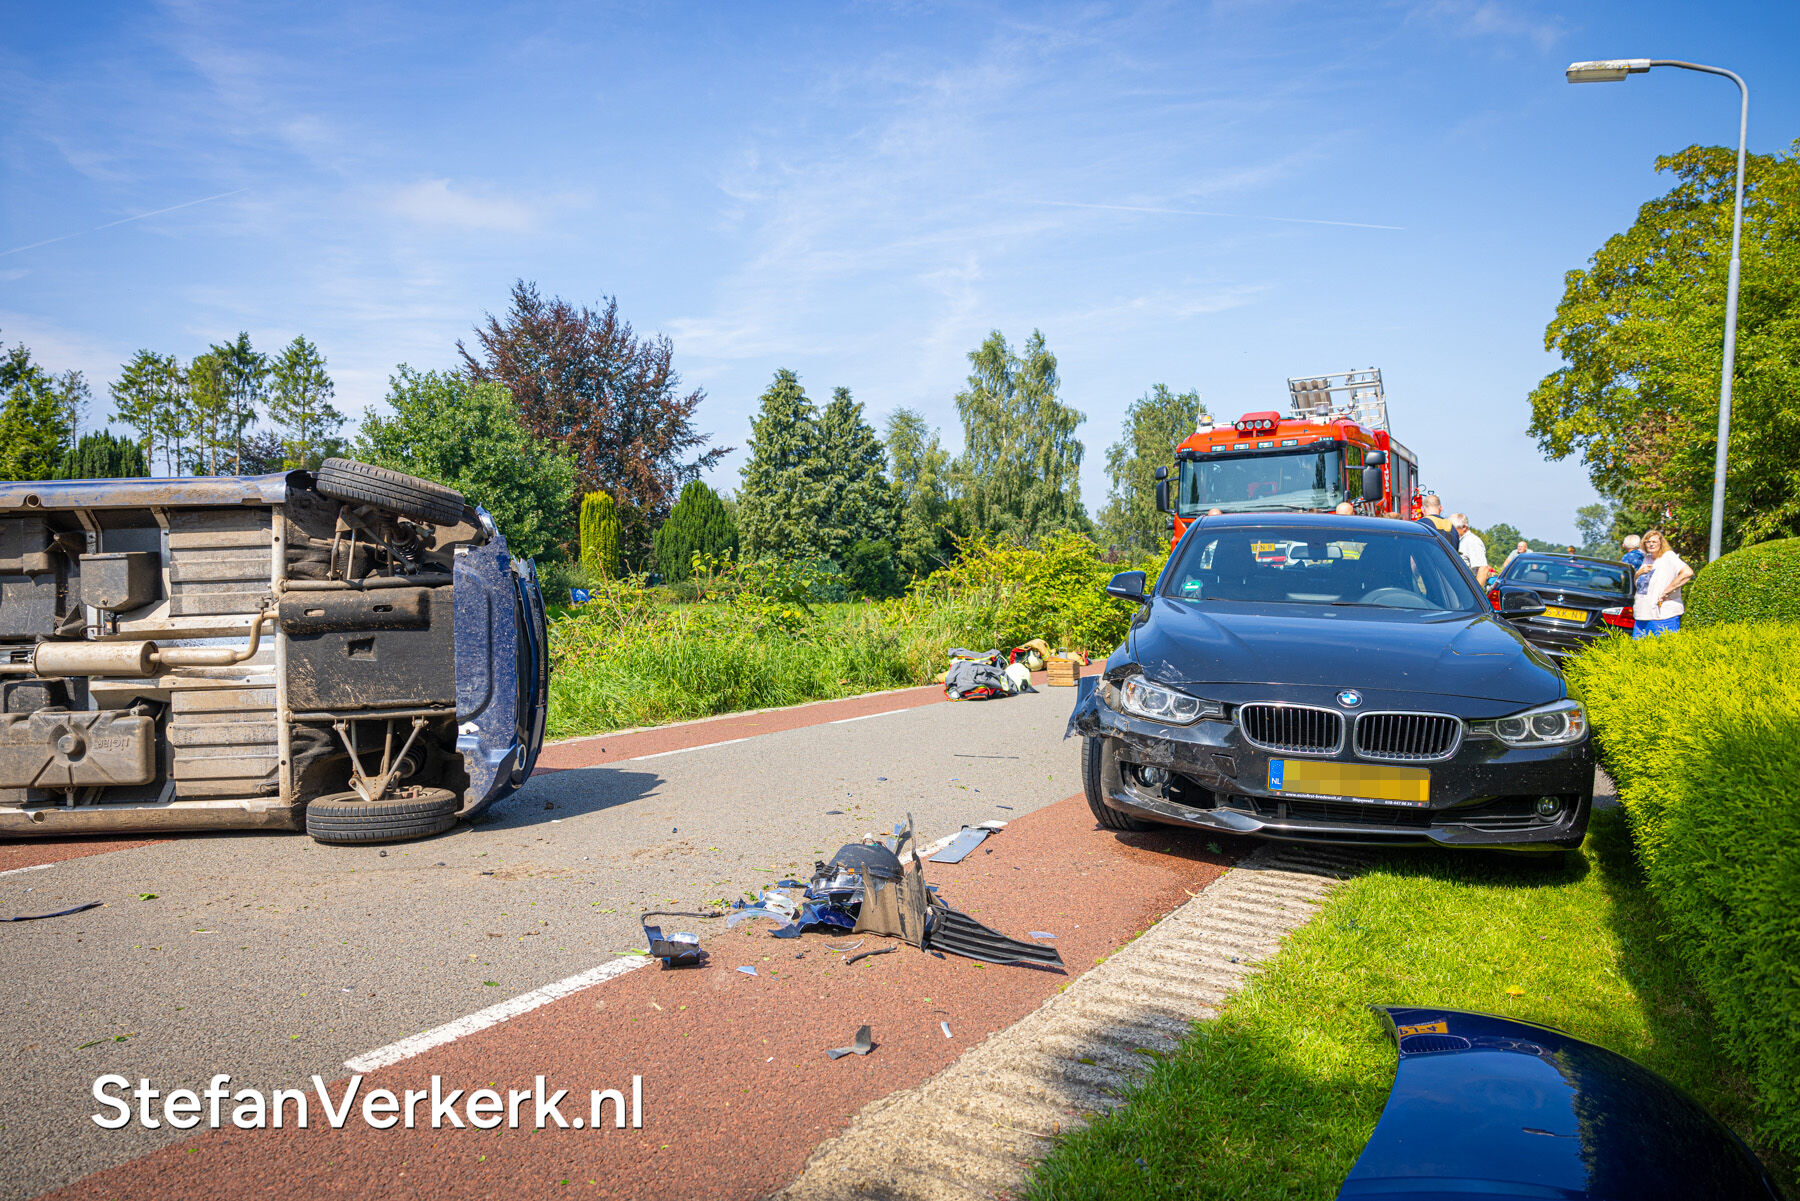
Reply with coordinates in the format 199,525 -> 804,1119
357,367 -> 576,561
886,407 -> 954,576
952,329 -> 1088,540
1529,141 -> 1800,555
186,351 -> 232,475
654,481 -> 738,581
1098,384 -> 1205,556
460,280 -> 728,566
217,332 -> 268,473
111,351 -> 180,471
269,336 -> 342,469
53,430 -> 148,479
841,537 -> 902,598
0,340 -> 82,481
811,386 -> 896,561
737,369 -> 826,559
53,370 -> 89,442
236,428 -> 287,475
579,491 -> 622,579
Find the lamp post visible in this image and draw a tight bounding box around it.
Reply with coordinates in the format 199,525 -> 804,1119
1566,59 -> 1748,562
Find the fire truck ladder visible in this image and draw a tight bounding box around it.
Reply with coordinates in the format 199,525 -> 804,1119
1287,368 -> 1387,431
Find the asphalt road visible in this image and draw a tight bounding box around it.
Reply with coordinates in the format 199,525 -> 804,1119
0,685 -> 1085,1201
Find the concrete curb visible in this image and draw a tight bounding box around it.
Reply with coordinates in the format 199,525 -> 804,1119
774,843 -> 1367,1201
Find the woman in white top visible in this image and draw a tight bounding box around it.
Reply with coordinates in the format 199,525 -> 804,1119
1631,529 -> 1694,637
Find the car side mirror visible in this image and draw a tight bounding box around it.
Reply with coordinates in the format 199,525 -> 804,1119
1365,450 -> 1387,466
1361,465 -> 1383,500
1106,570 -> 1148,604
1500,589 -> 1546,618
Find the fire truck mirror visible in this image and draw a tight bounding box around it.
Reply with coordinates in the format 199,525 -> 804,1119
1154,479 -> 1171,514
1362,466 -> 1385,501
1365,450 -> 1388,466
1154,466 -> 1169,481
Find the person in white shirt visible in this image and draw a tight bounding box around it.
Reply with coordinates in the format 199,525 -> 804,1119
1449,513 -> 1492,584
1631,529 -> 1694,637
1501,540 -> 1529,571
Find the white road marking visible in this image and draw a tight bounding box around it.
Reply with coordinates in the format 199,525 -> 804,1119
623,736 -> 754,762
827,709 -> 912,725
345,956 -> 652,1073
0,863 -> 54,879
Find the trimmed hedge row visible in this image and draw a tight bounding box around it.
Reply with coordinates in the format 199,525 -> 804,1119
1567,623 -> 1800,1157
1686,537 -> 1800,629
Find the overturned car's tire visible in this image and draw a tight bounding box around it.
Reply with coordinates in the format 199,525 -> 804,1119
314,458 -> 465,527
1082,736 -> 1156,832
305,786 -> 460,845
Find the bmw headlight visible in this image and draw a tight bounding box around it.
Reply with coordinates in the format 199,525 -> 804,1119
1116,676 -> 1221,725
1487,699 -> 1587,746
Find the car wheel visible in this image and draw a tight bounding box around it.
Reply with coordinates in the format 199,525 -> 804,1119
305,786 -> 460,845
314,458 -> 466,527
1082,736 -> 1155,831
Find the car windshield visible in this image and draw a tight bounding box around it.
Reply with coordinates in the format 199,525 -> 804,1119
1502,557 -> 1631,595
1161,524 -> 1481,611
1177,448 -> 1344,514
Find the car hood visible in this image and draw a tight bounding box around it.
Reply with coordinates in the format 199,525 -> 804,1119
1129,597 -> 1561,707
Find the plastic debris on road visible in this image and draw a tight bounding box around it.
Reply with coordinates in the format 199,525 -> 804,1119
826,1025 -> 875,1060
2,901 -> 102,922
640,910 -> 719,967
941,1022 -> 953,1039
929,826 -> 990,864
844,945 -> 897,966
737,965 -> 758,976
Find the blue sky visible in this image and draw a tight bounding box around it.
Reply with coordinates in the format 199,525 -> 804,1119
3,0 -> 1795,541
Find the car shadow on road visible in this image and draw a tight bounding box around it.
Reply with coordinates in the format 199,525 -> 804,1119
468,764 -> 665,831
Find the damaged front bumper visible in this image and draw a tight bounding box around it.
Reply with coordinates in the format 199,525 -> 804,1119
1068,675 -> 1593,851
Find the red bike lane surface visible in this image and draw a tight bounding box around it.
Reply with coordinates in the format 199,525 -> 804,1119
48,794 -> 1229,1201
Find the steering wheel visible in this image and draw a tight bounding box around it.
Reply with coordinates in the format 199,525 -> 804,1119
1359,587 -> 1434,609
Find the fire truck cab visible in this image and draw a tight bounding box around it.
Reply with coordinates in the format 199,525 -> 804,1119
1156,368 -> 1419,544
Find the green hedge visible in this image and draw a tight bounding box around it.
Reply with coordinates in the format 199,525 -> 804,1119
1686,538 -> 1800,629
1567,623 -> 1800,1157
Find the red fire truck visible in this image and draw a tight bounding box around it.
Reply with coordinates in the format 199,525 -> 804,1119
1155,368 -> 1421,545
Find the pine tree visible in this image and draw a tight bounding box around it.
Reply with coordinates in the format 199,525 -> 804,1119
187,351 -> 232,475
952,329 -> 1087,540
885,407 -> 953,576
53,430 -> 149,479
737,369 -> 826,559
218,332 -> 268,472
0,344 -> 73,481
111,350 -> 174,469
580,491 -> 623,579
269,335 -> 342,469
1098,384 -> 1206,555
654,481 -> 738,581
811,386 -> 896,562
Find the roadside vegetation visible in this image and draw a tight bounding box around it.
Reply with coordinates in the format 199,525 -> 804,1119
1023,807 -> 1787,1200
545,532 -> 1163,739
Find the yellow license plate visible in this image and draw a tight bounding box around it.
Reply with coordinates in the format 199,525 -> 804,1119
1268,759 -> 1430,805
1543,605 -> 1586,622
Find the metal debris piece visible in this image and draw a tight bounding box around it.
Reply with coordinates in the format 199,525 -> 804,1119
737,965 -> 757,976
929,827 -> 991,864
941,1022 -> 953,1039
844,945 -> 897,966
640,911 -> 716,967
827,1025 -> 874,1060
1029,931 -> 1057,939
2,901 -> 102,922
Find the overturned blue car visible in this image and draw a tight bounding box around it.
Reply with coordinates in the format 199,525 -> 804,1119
0,459 -> 547,845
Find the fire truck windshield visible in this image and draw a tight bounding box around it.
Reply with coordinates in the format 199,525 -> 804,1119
1177,447 -> 1347,514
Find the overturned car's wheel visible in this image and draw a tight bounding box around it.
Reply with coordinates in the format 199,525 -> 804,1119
1082,736 -> 1156,832
305,786 -> 460,845
314,458 -> 466,527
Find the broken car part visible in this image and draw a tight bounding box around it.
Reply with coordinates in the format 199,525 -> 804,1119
1340,1006 -> 1783,1200
0,460 -> 547,843
928,826 -> 992,864
843,946 -> 896,966
639,911 -> 719,967
924,907 -> 1064,969
826,1025 -> 875,1060
2,900 -> 103,921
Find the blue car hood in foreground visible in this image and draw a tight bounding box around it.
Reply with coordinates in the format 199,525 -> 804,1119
1340,1007 -> 1782,1201
1129,598 -> 1562,708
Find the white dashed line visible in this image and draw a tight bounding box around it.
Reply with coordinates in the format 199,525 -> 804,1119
827,709 -> 913,725
345,956 -> 653,1073
624,736 -> 754,762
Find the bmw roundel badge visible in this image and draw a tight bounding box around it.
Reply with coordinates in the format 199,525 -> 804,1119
1336,689 -> 1363,708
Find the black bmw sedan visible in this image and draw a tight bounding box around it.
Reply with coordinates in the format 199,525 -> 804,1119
1069,514 -> 1593,851
1487,552 -> 1636,660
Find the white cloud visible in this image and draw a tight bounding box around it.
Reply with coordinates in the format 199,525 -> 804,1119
383,178 -> 543,234
1409,0 -> 1567,53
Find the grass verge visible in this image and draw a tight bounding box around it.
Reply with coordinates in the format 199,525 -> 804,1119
1023,808 -> 1788,1200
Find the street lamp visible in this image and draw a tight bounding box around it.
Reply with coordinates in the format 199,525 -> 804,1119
1566,58 -> 1749,563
